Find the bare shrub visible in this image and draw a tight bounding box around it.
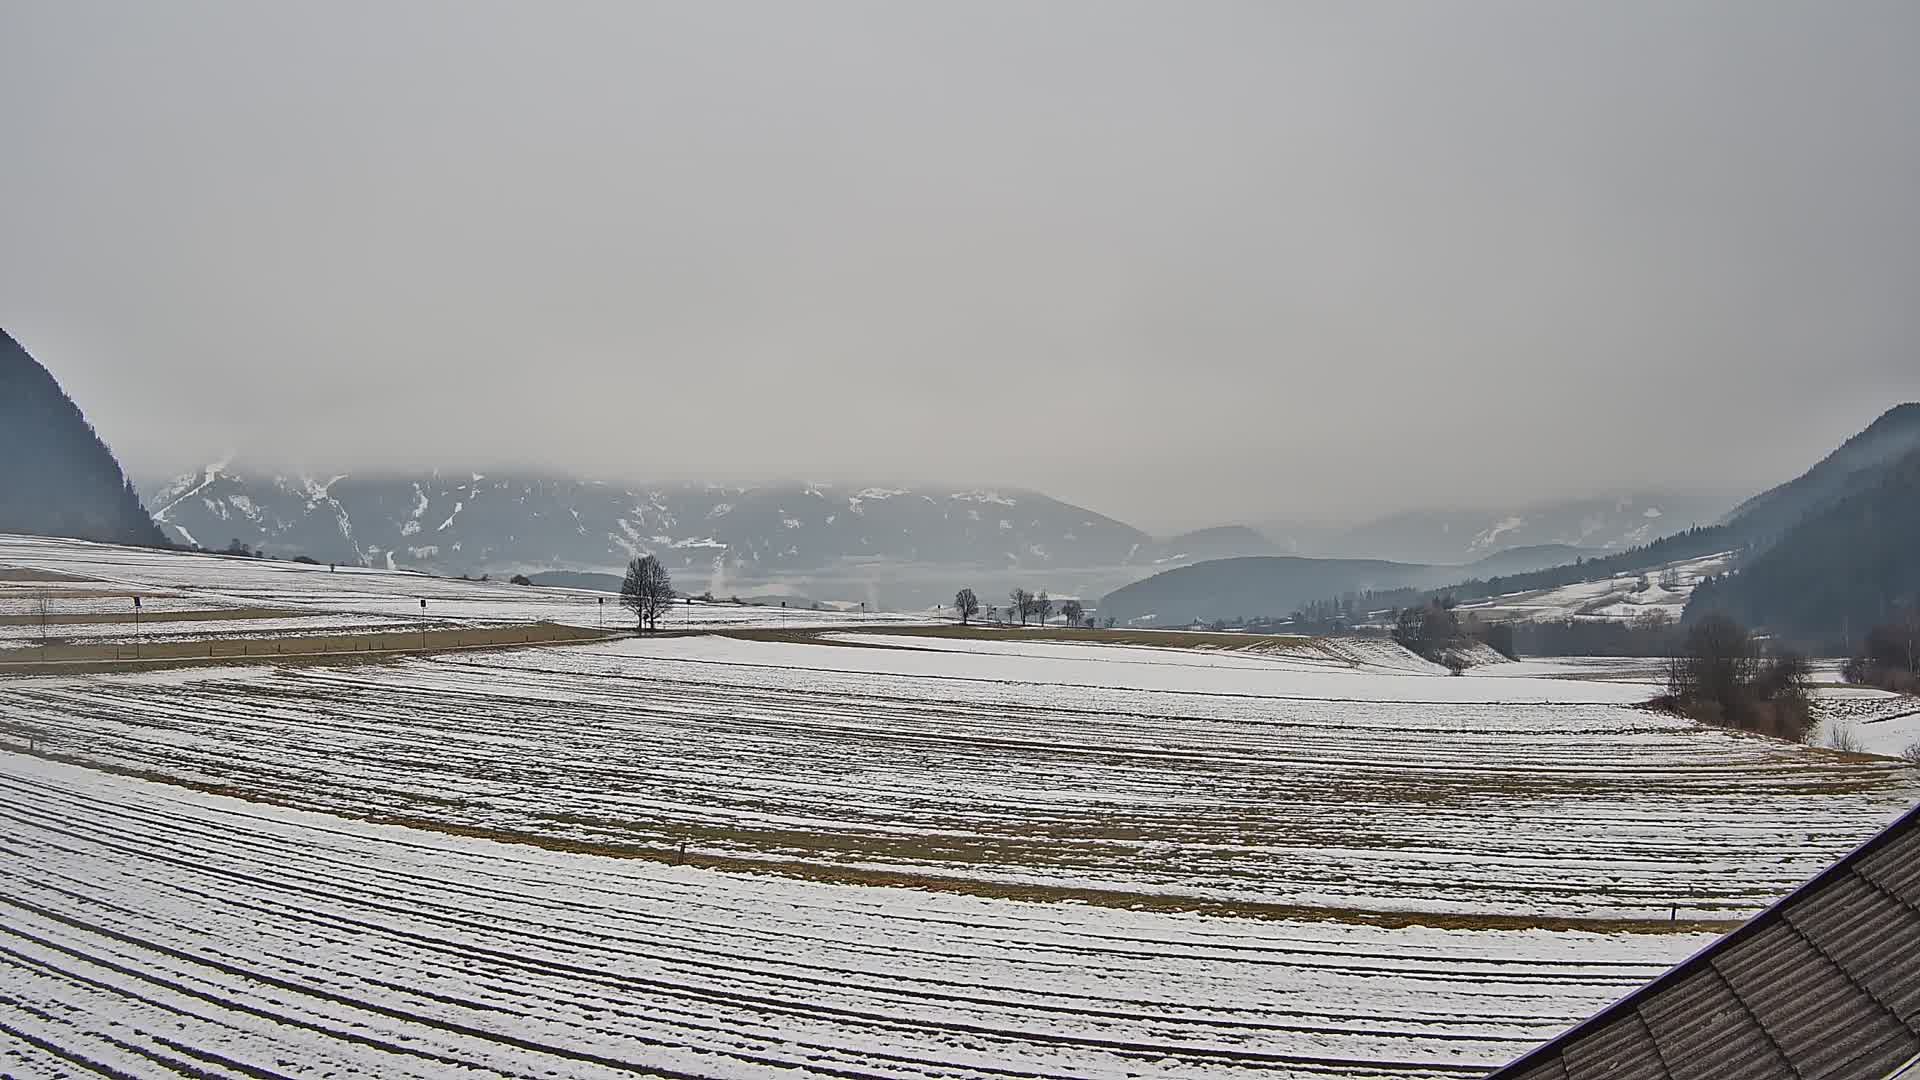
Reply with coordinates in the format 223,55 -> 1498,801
1682,699 -> 1724,728
1827,723 -> 1864,754
1655,617 -> 1811,741
1896,741 -> 1920,764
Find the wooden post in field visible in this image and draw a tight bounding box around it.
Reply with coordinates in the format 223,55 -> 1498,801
133,595 -> 142,659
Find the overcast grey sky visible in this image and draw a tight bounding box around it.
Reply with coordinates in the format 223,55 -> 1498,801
4,1 -> 1917,531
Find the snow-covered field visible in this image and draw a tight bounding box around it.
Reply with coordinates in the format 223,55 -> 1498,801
5,633 -> 1913,925
1810,692 -> 1920,758
0,533 -> 928,636
4,538 -> 1918,1078
0,753 -> 1710,1079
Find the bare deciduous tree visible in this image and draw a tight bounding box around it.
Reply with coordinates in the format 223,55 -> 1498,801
1034,591 -> 1053,626
620,555 -> 674,632
1009,588 -> 1032,626
1666,614 -> 1758,707
954,588 -> 979,625
1060,599 -> 1084,627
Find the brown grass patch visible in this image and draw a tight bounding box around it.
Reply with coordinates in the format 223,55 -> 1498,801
0,568 -> 93,583
0,741 -> 1735,935
734,623 -> 1316,653
0,622 -> 614,674
0,607 -> 297,627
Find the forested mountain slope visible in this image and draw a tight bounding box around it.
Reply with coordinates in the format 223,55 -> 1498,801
1687,445 -> 1920,648
1724,403 -> 1920,544
0,329 -> 166,547
1097,546 -> 1588,626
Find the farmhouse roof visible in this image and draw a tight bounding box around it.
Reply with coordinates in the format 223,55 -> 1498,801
1487,801 -> 1920,1080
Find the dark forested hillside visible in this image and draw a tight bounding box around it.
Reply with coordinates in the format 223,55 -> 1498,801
1101,545 -> 1625,626
1724,403 -> 1920,544
0,329 -> 167,547
1686,446 -> 1920,650
1412,406 -> 1920,618
1097,556 -> 1440,626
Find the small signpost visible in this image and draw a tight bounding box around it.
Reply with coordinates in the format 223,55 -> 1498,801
419,598 -> 427,651
133,595 -> 142,659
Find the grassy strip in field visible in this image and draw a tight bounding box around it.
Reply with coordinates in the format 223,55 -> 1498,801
0,568 -> 91,583
0,622 -> 615,674
0,606 -> 297,627
730,623 -> 1317,652
0,739 -> 1740,936
0,587 -> 184,600
386,813 -> 1746,936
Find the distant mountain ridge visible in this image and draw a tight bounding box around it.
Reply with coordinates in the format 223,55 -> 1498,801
1096,546 -> 1590,626
1150,525 -> 1283,564
1722,402 -> 1920,544
1265,494 -> 1733,566
146,465 -> 1157,598
1683,404 -> 1920,647
1111,404 -> 1920,630
1690,444 -> 1920,647
0,329 -> 166,548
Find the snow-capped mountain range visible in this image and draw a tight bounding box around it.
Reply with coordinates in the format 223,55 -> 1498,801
145,466 -> 1155,601
1261,494 -> 1737,566
142,465 -> 1734,611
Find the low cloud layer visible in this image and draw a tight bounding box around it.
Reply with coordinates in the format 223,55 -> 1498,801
5,1 -> 1917,530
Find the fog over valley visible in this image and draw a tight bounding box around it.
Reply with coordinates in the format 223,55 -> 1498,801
6,5 -> 1920,1079
7,1 -> 1919,533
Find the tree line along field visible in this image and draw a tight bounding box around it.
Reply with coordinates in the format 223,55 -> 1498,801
3,537 -> 1920,1077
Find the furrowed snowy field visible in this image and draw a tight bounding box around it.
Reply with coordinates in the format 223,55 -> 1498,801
3,536 -> 1919,1078
0,754 -> 1704,1080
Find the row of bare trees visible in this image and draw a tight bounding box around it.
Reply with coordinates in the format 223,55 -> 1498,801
615,559 -> 1109,634
953,587 -> 1087,627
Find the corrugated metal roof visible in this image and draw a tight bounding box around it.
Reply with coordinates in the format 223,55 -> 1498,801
1487,802 -> 1920,1080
